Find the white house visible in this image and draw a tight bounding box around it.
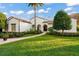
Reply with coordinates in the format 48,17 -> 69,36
7,16 -> 77,32
7,16 -> 32,32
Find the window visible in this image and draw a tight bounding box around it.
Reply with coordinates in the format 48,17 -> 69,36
11,24 -> 16,32
32,25 -> 35,28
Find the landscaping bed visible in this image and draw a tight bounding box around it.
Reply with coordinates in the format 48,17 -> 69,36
48,31 -> 79,37
0,31 -> 42,38
48,27 -> 79,37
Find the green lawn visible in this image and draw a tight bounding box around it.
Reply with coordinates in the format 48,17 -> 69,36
0,34 -> 79,56
20,34 -> 36,37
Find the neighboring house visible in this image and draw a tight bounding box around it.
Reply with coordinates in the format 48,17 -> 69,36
7,16 -> 77,32
7,16 -> 32,32
70,13 -> 79,25
54,18 -> 77,33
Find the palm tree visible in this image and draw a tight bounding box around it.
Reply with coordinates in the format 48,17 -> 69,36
28,3 -> 43,30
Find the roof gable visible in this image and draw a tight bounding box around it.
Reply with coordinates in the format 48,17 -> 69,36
30,16 -> 48,20
8,16 -> 31,24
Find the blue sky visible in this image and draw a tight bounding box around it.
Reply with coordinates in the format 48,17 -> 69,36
0,3 -> 79,20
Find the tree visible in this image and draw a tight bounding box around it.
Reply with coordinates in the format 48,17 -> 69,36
0,12 -> 7,32
53,10 -> 72,33
28,3 -> 43,30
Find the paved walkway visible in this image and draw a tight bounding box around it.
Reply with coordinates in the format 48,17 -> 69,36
0,32 -> 46,45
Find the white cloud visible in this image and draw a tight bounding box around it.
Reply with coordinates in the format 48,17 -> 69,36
68,11 -> 77,15
47,8 -> 51,10
3,12 -> 8,15
64,7 -> 77,15
38,7 -> 51,13
66,3 -> 79,6
27,10 -> 34,15
38,9 -> 48,13
10,10 -> 24,15
27,7 -> 51,14
64,7 -> 73,12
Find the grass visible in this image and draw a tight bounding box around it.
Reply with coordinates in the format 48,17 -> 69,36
20,34 -> 36,37
0,34 -> 79,56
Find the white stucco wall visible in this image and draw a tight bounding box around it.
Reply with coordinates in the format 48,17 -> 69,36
20,21 -> 32,32
31,17 -> 45,31
31,17 -> 53,32
8,18 -> 32,32
8,18 -> 19,32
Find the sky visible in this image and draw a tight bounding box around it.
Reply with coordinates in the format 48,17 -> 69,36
0,3 -> 79,20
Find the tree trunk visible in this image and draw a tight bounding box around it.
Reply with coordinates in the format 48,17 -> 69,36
18,19 -> 20,32
62,30 -> 64,35
34,6 -> 36,31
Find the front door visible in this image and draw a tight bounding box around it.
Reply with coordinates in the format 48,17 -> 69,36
43,24 -> 47,31
0,28 -> 2,32
11,24 -> 16,32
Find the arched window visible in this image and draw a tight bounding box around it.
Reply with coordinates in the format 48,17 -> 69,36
37,24 -> 41,31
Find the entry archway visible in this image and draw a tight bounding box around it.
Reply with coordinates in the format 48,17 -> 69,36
43,24 -> 47,31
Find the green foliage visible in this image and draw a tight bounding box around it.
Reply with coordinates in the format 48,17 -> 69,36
26,29 -> 42,34
48,32 -> 79,37
28,3 -> 44,8
48,27 -> 54,34
77,26 -> 79,32
2,33 -> 9,38
0,13 -> 7,30
0,32 -> 37,38
53,10 -> 72,32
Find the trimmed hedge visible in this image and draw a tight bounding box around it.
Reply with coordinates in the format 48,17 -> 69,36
77,26 -> 79,32
48,31 -> 79,37
0,32 -> 27,38
26,29 -> 42,34
48,27 -> 79,37
0,31 -> 42,38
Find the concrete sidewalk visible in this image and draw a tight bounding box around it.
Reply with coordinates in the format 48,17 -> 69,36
0,32 -> 46,45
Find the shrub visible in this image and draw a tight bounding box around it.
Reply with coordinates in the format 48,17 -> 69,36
48,27 -> 54,34
8,32 -> 14,38
48,27 -> 79,37
0,33 -> 3,38
9,32 -> 27,38
2,33 -> 9,41
77,26 -> 79,32
48,27 -> 53,32
26,29 -> 42,34
48,31 -> 79,37
0,32 -> 27,38
0,30 -> 42,38
2,33 -> 9,38
37,30 -> 42,34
